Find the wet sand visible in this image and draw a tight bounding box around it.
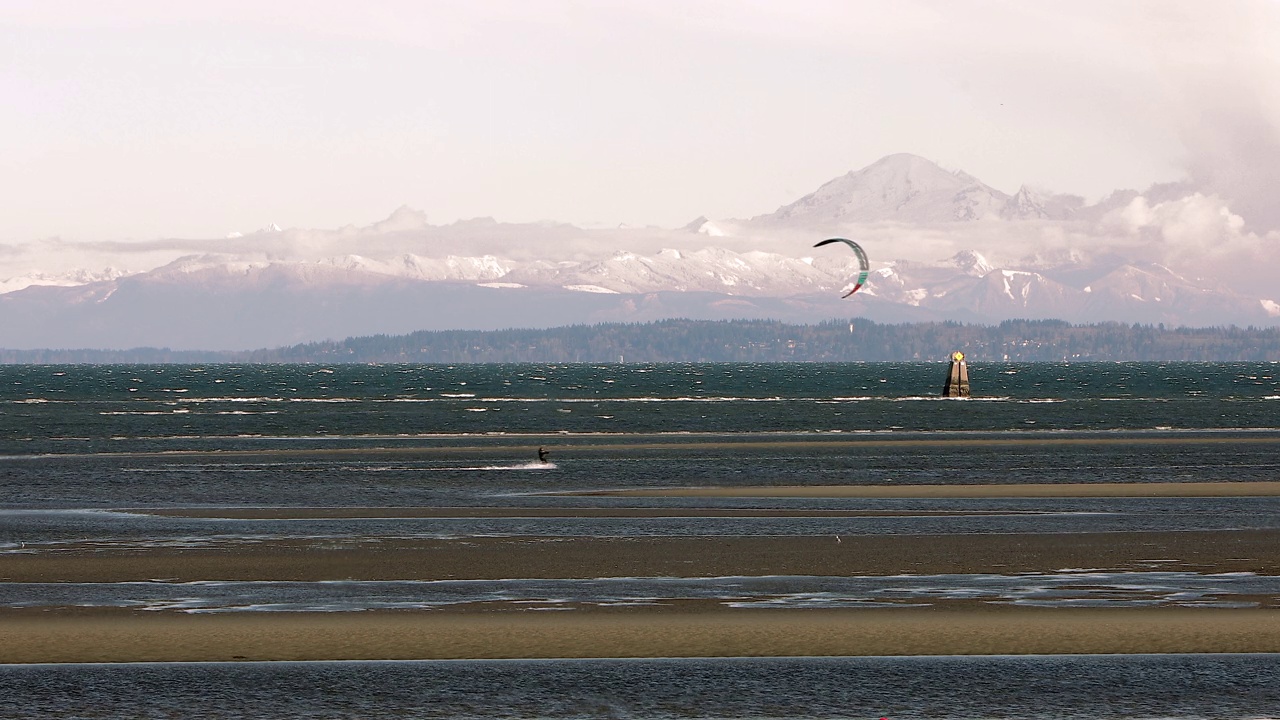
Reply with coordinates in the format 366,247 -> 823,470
4,528 -> 1280,662
6,529 -> 1280,582
5,607 -> 1280,664
6,486 -> 1280,663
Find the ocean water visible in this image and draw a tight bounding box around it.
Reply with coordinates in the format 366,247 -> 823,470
4,655 -> 1280,720
1,362 -> 1279,719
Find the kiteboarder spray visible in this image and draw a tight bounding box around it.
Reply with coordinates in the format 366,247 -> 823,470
943,351 -> 970,397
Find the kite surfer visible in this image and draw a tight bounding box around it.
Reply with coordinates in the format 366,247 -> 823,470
537,447 -> 550,463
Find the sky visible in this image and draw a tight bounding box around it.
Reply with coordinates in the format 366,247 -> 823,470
3,0 -> 1278,242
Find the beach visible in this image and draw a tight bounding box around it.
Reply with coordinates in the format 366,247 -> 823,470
7,607 -> 1280,664
5,486 -> 1280,663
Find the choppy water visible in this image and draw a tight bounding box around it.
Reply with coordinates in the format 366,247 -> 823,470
2,363 -> 1278,451
2,655 -> 1279,720
2,362 -> 1279,718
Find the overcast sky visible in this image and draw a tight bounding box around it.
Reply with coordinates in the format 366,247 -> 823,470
3,0 -> 1277,242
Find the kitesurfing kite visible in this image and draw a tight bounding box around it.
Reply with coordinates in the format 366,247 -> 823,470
813,237 -> 870,298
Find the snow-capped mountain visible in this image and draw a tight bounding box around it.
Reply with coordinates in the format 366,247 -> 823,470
1002,185 -> 1085,221
1,153 -> 1276,350
0,267 -> 128,295
754,153 -> 1011,224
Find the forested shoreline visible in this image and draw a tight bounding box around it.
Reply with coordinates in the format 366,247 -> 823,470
3,319 -> 1279,364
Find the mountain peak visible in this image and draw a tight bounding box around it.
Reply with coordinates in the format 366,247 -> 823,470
682,215 -> 727,237
1003,185 -> 1051,220
864,152 -> 952,173
951,249 -> 995,276
369,206 -> 430,233
682,215 -> 708,230
754,153 -> 1011,225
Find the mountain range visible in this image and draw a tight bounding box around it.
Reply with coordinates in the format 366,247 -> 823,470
2,153 -> 1276,350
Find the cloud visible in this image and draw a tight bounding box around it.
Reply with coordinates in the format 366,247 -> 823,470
1133,0 -> 1280,231
4,0 -> 1278,243
1106,193 -> 1248,253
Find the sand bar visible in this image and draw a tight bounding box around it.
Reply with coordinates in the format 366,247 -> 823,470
5,607 -> 1280,663
6,530 -> 1280,582
7,526 -> 1280,664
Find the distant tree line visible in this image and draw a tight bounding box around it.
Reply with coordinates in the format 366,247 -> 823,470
0,347 -> 238,364
5,318 -> 1273,363
1,319 -> 1277,364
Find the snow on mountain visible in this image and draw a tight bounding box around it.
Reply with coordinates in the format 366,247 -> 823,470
226,223 -> 284,237
139,255 -> 391,291
319,253 -> 511,282
955,269 -> 1079,318
753,153 -> 1011,225
698,221 -> 726,237
2,153 -> 1277,350
1002,185 -> 1050,220
1000,185 -> 1087,221
0,267 -> 127,294
682,216 -> 728,237
1083,264 -> 1186,304
950,250 -> 995,277
502,247 -> 845,296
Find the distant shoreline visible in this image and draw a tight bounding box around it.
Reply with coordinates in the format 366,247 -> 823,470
3,318 -> 1280,363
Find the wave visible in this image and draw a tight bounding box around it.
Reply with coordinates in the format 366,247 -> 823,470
98,409 -> 191,416
68,394 -> 1272,408
127,396 -> 288,404
439,461 -> 558,471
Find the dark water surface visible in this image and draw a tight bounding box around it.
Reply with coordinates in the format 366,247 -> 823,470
3,655 -> 1280,720
2,363 -> 1279,718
